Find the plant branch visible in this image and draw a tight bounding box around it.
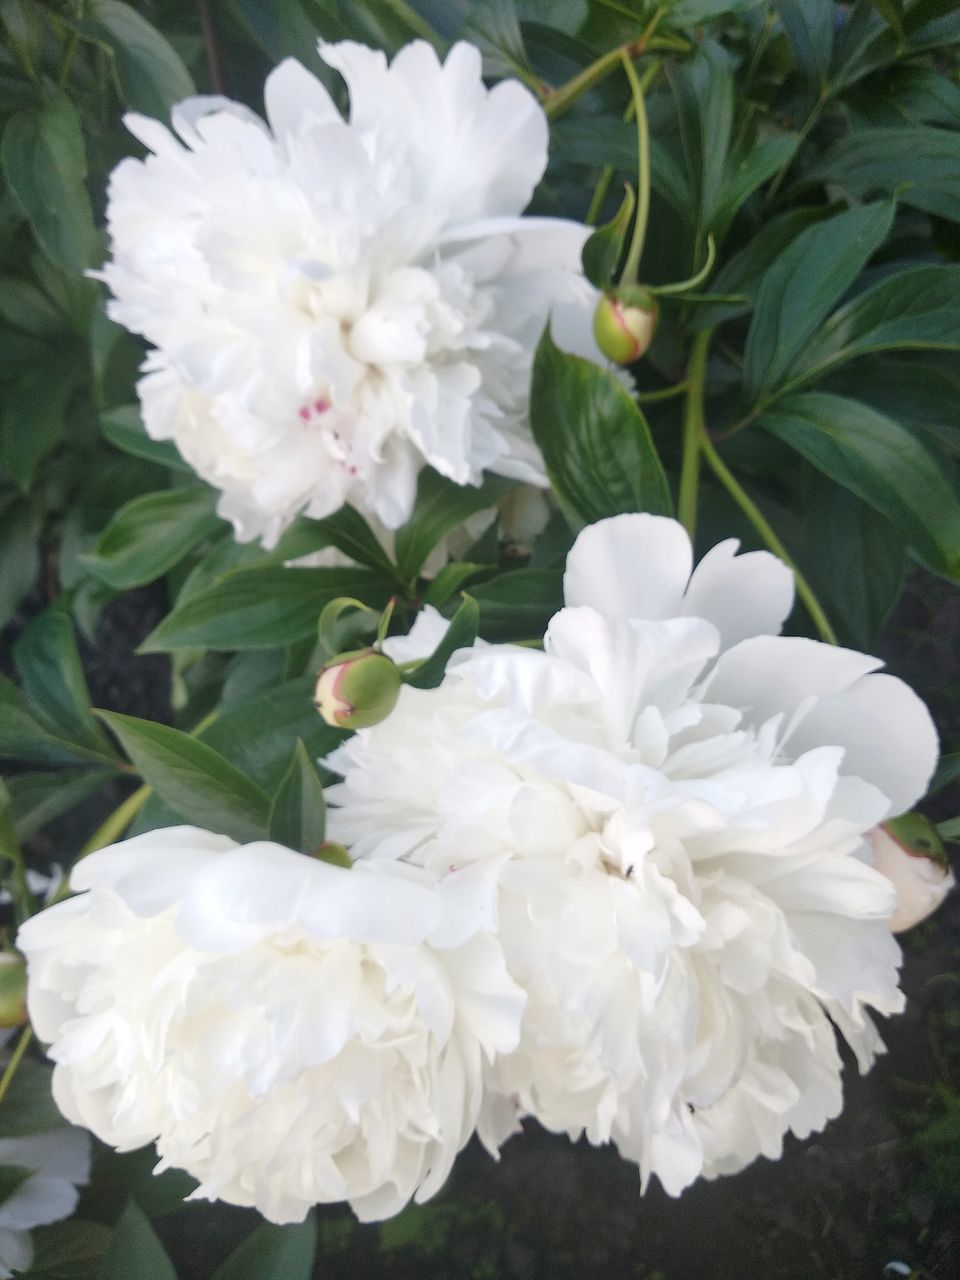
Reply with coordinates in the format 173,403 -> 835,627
678,329 -> 711,540
619,51 -> 656,285
700,434 -> 839,644
0,1027 -> 32,1111
543,8 -> 676,121
196,0 -> 223,94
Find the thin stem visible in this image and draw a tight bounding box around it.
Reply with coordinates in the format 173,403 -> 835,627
586,98 -> 638,226
543,8 -> 672,122
0,1027 -> 32,1110
196,0 -> 223,93
619,51 -> 654,285
78,784 -> 151,858
700,434 -> 839,644
635,380 -> 689,404
765,88 -> 829,206
678,329 -> 711,540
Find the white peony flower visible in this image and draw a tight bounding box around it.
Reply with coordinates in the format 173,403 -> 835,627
99,40 -> 601,546
18,828 -> 524,1223
326,513 -> 939,1194
0,1099 -> 90,1279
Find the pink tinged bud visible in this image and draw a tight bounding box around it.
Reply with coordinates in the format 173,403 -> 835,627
870,815 -> 955,932
592,290 -> 658,365
0,952 -> 27,1028
314,647 -> 402,730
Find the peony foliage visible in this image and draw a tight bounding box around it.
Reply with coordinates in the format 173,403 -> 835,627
0,0 -> 959,1275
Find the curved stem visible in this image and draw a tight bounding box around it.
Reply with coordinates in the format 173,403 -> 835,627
700,434 -> 839,644
636,380 -> 689,404
543,7 -> 672,121
678,330 -> 711,540
78,784 -> 151,859
619,51 -> 653,286
650,234 -> 716,297
0,1027 -> 32,1111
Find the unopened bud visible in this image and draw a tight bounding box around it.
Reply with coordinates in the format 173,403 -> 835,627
870,815 -> 955,932
593,289 -> 658,365
311,841 -> 353,869
0,952 -> 27,1028
314,647 -> 401,730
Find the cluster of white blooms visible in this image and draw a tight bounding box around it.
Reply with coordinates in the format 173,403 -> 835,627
100,39 -> 600,546
19,515 -> 949,1225
327,514 -> 941,1194
19,830 -> 523,1224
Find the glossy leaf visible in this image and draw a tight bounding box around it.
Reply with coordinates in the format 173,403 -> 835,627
404,593 -> 480,689
211,1218 -> 317,1280
472,569 -> 561,641
200,678 -> 344,791
781,265 -> 960,394
0,362 -> 76,492
269,740 -> 327,853
0,494 -> 39,632
64,0 -> 194,119
0,1059 -> 62,1138
760,392 -> 960,578
774,0 -> 834,91
13,610 -> 115,756
97,711 -> 271,842
313,506 -> 398,577
1,95 -> 98,273
97,1202 -> 177,1280
743,201 -> 894,400
84,487 -> 221,590
806,126 -> 960,221
5,768 -> 114,840
581,184 -> 635,288
101,406 -> 192,473
394,470 -> 512,582
530,330 -> 671,528
0,676 -> 117,767
141,567 -> 396,651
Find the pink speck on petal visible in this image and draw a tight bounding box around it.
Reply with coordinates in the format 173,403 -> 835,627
298,405 -> 311,422
314,398 -> 331,414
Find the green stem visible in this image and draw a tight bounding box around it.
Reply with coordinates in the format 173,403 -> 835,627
78,784 -> 151,858
700,434 -> 839,644
619,51 -> 653,286
765,88 -> 829,206
635,380 -> 689,404
0,1027 -> 32,1111
543,8 -> 672,121
678,330 -> 711,540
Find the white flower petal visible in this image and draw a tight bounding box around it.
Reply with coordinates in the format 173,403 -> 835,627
683,540 -> 795,647
564,514 -> 694,621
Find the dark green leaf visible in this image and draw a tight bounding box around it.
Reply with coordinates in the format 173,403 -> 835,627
1,95 -> 98,273
211,1217 -> 317,1280
97,711 -> 271,841
5,768 -> 114,840
581,184 -> 635,289
743,201 -> 894,400
690,206 -> 832,330
228,0 -> 329,62
84,487 -> 221,590
97,1203 -> 177,1280
472,569 -> 561,641
873,0 -> 906,42
463,0 -> 533,82
64,0 -> 194,119
930,752 -> 960,796
200,679 -> 344,791
0,676 -> 117,767
14,610 -> 115,755
24,1219 -> 112,1280
0,494 -> 39,631
101,406 -> 192,473
313,507 -> 398,577
404,593 -> 480,689
664,42 -> 734,241
142,567 -> 396,651
530,329 -> 671,528
394,471 -> 513,583
0,1166 -> 32,1206
806,126 -> 960,222
760,392 -> 960,578
269,740 -> 327,853
774,0 -> 834,91
0,277 -> 66,337
0,363 -> 75,493
423,562 -> 489,607
781,265 -> 960,394
0,1059 -> 63,1137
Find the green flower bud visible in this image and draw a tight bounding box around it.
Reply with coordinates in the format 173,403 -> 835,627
592,289 -> 658,365
310,841 -> 353,869
0,951 -> 27,1028
314,647 -> 401,730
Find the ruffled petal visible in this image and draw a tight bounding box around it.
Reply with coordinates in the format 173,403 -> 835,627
683,540 -> 795,648
563,514 -> 693,621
